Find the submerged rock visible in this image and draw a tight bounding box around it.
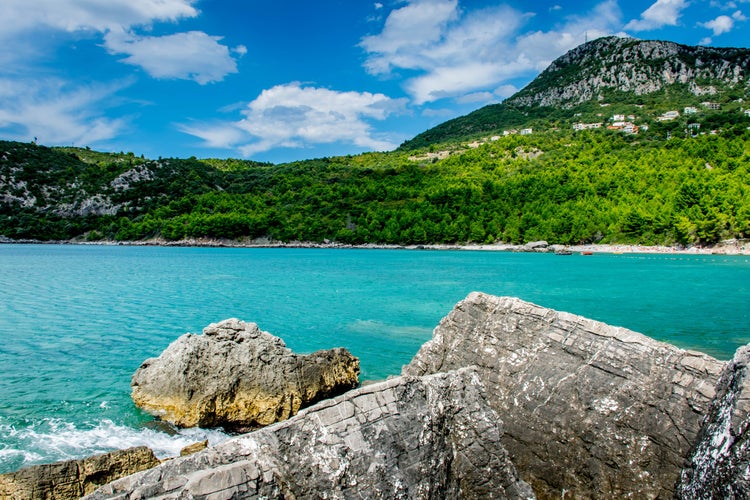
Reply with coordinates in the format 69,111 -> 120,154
404,292 -> 725,498
0,446 -> 158,500
675,344 -> 750,499
88,369 -> 534,499
131,318 -> 360,430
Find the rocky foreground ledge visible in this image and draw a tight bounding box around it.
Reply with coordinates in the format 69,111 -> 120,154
5,294 -> 748,499
404,293 -> 732,498
88,368 -> 534,499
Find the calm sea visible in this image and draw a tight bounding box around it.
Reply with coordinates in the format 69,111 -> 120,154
1,244 -> 749,473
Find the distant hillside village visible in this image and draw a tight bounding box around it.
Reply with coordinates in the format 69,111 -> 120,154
405,98 -> 750,163
502,101 -> 748,139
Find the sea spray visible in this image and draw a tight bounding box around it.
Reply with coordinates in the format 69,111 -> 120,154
0,417 -> 230,473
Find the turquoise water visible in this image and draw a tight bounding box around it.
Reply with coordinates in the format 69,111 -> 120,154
1,245 -> 749,473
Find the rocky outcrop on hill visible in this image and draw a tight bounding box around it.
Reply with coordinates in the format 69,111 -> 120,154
675,344 -> 750,499
87,369 -> 534,500
132,318 -> 360,430
507,36 -> 750,108
0,446 -> 158,500
403,293 -> 725,498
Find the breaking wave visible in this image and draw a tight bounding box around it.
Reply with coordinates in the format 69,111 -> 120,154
0,417 -> 230,473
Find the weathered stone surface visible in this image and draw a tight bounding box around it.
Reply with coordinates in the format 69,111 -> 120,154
403,292 -> 726,499
180,440 -> 209,457
87,369 -> 534,500
131,318 -> 360,430
0,446 -> 158,500
676,344 -> 750,499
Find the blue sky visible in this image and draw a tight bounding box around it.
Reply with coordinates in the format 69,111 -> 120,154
0,0 -> 748,163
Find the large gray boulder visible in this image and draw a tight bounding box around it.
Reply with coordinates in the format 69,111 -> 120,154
676,344 -> 750,499
403,293 -> 725,498
87,369 -> 534,499
132,319 -> 360,430
0,446 -> 158,500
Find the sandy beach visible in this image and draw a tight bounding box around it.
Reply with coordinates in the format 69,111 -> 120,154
18,236 -> 745,256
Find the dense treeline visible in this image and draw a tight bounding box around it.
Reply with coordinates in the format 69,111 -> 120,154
1,129 -> 749,246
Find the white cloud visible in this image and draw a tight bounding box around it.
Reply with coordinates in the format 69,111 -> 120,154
360,0 -> 459,75
421,107 -> 455,118
518,0 -> 624,69
494,84 -> 519,98
0,0 -> 198,36
233,45 -> 248,56
624,0 -> 689,31
406,60 -> 528,105
179,122 -> 247,149
456,92 -> 496,104
0,0 -> 240,84
181,83 -> 407,157
700,15 -> 735,35
104,30 -> 240,84
0,78 -> 129,146
732,10 -> 747,20
361,0 -> 624,104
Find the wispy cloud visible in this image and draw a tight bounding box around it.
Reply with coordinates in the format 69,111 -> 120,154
104,29 -> 243,84
624,0 -> 689,31
0,78 -> 130,146
181,83 -> 407,157
361,0 -> 624,104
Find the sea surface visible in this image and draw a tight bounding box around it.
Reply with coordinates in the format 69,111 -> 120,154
1,244 -> 749,473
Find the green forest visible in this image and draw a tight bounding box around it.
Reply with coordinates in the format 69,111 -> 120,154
1,124 -> 749,247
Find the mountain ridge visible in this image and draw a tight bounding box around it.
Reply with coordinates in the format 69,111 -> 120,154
400,36 -> 750,149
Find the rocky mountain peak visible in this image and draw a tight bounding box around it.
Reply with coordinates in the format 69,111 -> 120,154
506,36 -> 750,108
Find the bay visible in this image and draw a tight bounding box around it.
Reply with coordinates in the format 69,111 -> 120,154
1,244 -> 748,473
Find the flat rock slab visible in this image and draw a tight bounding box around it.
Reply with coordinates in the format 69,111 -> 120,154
403,292 -> 726,498
88,369 -> 534,499
131,318 -> 360,430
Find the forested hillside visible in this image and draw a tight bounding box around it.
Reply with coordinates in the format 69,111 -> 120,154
2,127 -> 749,246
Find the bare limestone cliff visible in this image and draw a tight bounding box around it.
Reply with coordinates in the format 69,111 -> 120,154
507,36 -> 750,108
403,293 -> 725,498
131,318 -> 360,430
87,369 -> 534,500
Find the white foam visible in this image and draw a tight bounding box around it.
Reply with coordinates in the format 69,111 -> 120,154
0,419 -> 231,471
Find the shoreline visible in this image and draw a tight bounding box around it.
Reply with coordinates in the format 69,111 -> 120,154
2,235 -> 750,255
